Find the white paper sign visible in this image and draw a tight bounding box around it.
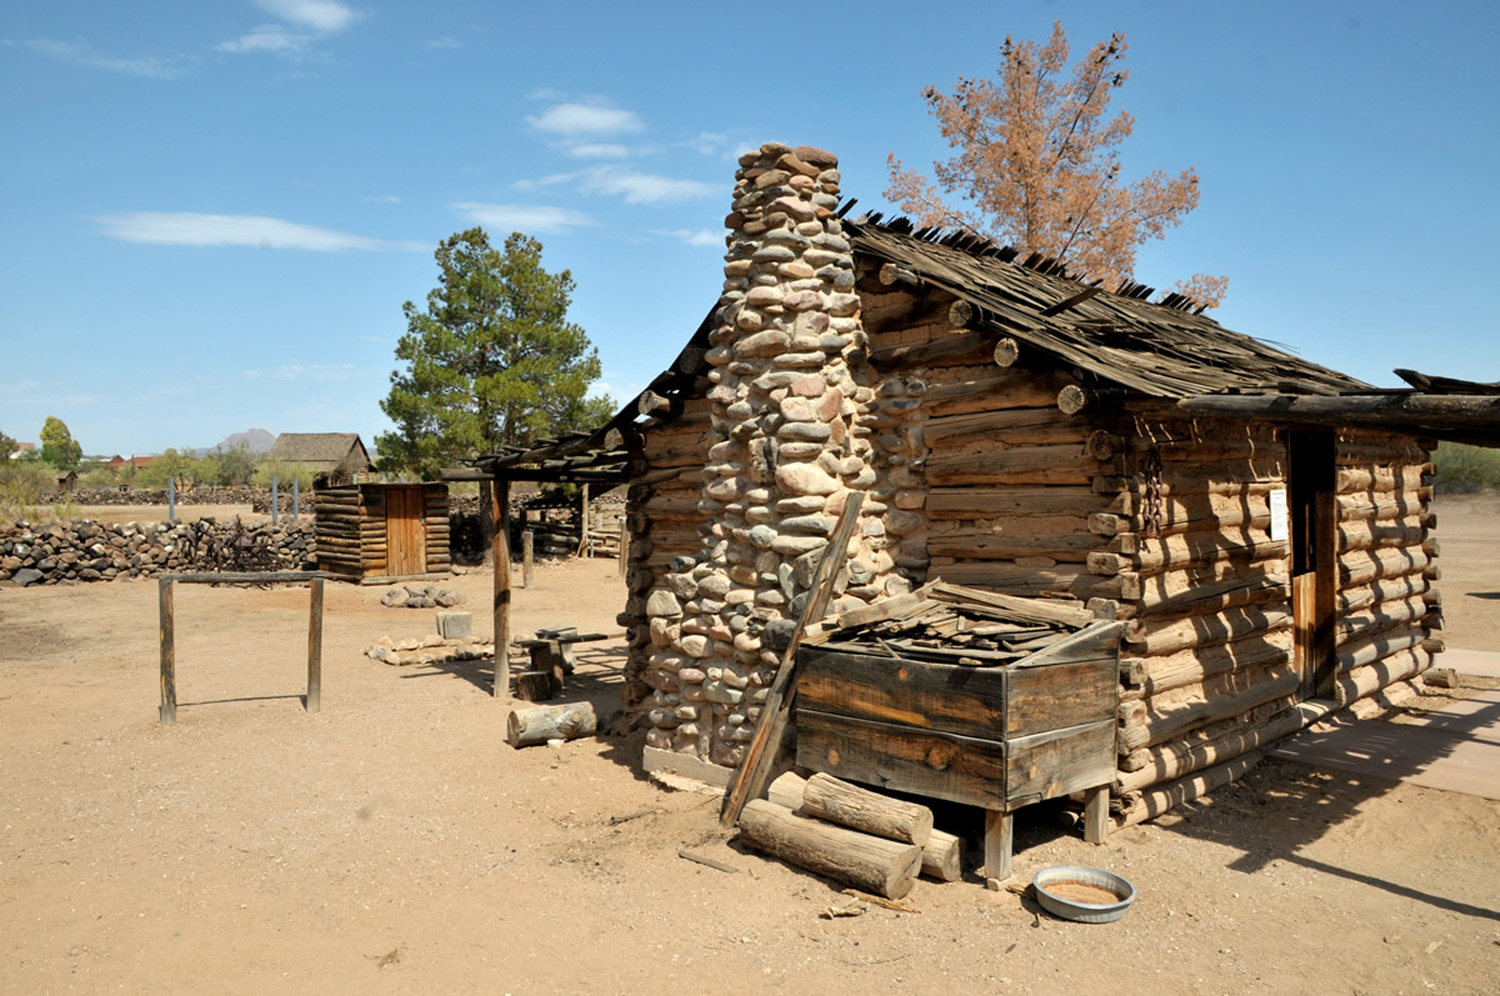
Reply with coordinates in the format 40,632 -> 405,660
1269,489 -> 1288,543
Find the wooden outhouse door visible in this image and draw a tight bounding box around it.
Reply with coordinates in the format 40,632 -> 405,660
386,486 -> 428,577
1288,432 -> 1337,700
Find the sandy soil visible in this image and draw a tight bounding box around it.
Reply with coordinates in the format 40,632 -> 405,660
2,500 -> 1498,995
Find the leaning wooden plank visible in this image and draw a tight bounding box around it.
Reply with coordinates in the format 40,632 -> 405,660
736,800 -> 922,900
802,772 -> 934,847
505,701 -> 597,747
828,582 -> 938,629
720,493 -> 866,827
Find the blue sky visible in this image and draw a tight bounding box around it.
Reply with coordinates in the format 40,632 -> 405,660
3,0 -> 1497,458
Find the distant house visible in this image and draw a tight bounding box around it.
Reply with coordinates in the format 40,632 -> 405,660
55,470 -> 78,493
107,454 -> 155,471
266,433 -> 373,487
9,442 -> 36,461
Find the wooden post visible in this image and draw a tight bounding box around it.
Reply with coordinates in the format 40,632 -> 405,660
478,479 -> 495,566
492,478 -> 511,699
158,577 -> 176,725
984,809 -> 1013,889
1084,785 -> 1109,844
617,517 -> 628,578
523,530 -> 535,589
576,482 -> 591,556
305,576 -> 323,713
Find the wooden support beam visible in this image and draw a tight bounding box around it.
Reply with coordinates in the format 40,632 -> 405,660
492,479 -> 511,699
306,576 -> 323,713
158,577 -> 176,725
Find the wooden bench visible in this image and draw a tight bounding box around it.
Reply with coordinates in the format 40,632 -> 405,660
512,627 -> 609,700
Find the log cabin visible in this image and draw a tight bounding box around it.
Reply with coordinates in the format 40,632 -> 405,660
314,482 -> 451,583
474,142 -> 1500,832
265,432 -> 372,487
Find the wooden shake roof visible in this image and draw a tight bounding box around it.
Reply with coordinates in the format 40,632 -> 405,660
266,433 -> 371,471
469,215 -> 1498,479
847,217 -> 1368,398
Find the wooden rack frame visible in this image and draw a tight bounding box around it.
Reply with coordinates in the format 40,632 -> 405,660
157,571 -> 326,725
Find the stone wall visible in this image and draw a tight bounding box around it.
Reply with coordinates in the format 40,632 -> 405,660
636,142 -> 922,768
0,517 -> 314,586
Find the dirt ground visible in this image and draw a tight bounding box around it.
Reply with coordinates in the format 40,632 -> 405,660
2,499 -> 1498,995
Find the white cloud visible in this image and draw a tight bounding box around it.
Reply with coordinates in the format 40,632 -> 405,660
576,167 -> 716,205
427,36 -> 461,49
513,165 -> 717,207
688,132 -> 730,156
24,39 -> 179,78
217,26 -> 306,54
221,1 -> 359,55
512,170 -> 583,193
568,143 -> 632,160
526,102 -> 644,137
94,212 -> 413,251
450,202 -> 598,235
656,228 -> 723,248
363,194 -> 401,204
255,0 -> 359,33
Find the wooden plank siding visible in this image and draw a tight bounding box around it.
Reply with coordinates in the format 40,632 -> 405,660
314,483 -> 450,582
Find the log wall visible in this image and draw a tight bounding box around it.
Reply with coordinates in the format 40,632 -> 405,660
619,399 -> 717,724
1105,421 -> 1435,826
314,483 -> 450,581
844,281 -> 1440,829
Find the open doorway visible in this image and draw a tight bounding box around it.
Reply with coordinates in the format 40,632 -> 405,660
1288,430 -> 1337,700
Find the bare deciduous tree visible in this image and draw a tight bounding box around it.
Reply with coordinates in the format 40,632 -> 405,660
886,21 -> 1227,309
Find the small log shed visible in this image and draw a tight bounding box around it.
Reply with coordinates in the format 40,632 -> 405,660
314,482 -> 452,583
465,141 -> 1500,836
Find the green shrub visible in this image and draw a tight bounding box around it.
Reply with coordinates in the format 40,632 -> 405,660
0,461 -> 64,522
1432,442 -> 1500,495
253,461 -> 316,492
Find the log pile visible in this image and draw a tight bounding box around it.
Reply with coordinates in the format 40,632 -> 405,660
738,772 -> 945,897
767,772 -> 963,882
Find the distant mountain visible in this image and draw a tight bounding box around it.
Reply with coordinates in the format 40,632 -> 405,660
205,428 -> 276,456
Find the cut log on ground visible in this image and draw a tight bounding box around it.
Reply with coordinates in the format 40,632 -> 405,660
505,701 -> 597,747
921,829 -> 964,883
760,772 -> 961,883
736,799 -> 922,900
802,772 -> 934,847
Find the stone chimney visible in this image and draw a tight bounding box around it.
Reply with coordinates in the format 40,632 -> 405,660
641,142 -> 906,768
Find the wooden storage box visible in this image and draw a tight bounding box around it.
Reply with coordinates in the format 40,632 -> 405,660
794,621 -> 1121,814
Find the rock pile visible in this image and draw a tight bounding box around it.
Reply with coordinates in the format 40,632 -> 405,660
364,635 -> 494,667
64,485 -> 268,507
379,584 -> 463,609
0,517 -> 313,585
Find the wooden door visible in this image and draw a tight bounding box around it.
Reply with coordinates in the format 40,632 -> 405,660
386,486 -> 427,577
1288,432 -> 1336,700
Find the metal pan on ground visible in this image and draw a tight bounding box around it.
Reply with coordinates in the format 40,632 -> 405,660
1032,865 -> 1137,923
